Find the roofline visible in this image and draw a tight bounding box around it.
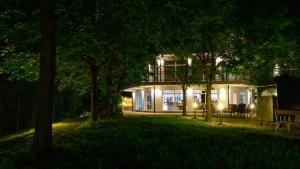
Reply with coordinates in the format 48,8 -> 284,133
123,81 -> 254,91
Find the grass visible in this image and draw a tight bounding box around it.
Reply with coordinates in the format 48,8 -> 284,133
1,116 -> 300,169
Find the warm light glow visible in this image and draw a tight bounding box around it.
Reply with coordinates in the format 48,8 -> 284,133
155,88 -> 161,94
193,102 -> 198,108
273,64 -> 280,77
148,64 -> 151,71
219,88 -> 226,101
216,57 -> 222,65
247,90 -> 251,104
250,104 -> 255,109
188,58 -> 192,66
187,88 -> 193,95
122,101 -> 126,105
157,59 -> 161,66
218,103 -> 224,111
160,59 -> 164,66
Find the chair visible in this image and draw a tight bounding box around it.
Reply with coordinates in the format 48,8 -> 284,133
237,104 -> 246,118
228,104 -> 237,117
275,109 -> 292,132
246,105 -> 253,117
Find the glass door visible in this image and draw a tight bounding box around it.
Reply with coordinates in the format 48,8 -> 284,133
136,91 -> 142,111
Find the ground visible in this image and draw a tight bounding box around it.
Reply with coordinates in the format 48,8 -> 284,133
0,116 -> 300,169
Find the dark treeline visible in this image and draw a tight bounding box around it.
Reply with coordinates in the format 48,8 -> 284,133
0,74 -> 88,136
0,75 -> 36,136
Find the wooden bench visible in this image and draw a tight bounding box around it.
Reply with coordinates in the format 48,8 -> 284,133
275,109 -> 300,132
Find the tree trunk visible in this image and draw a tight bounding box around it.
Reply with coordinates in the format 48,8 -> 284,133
105,63 -> 112,116
34,0 -> 56,167
182,86 -> 187,116
112,87 -> 121,115
90,62 -> 99,121
206,80 -> 212,122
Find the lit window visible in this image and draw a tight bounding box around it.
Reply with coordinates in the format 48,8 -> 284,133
216,57 -> 222,65
273,64 -> 280,77
188,58 -> 192,66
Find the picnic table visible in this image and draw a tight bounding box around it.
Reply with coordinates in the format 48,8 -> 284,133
275,109 -> 300,132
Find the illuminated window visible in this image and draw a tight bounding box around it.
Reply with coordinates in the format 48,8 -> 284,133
146,93 -> 151,110
273,64 -> 280,77
193,90 -> 202,103
162,90 -> 183,111
136,91 -> 142,111
211,90 -> 218,103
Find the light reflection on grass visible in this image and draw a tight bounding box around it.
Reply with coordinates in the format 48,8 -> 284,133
0,121 -> 81,143
0,129 -> 34,143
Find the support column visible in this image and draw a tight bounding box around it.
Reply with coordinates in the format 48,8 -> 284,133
154,86 -> 156,113
228,85 -> 230,108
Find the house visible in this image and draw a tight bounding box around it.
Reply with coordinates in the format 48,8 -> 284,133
123,54 -> 256,113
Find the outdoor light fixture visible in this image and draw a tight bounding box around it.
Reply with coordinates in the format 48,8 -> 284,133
250,104 -> 255,109
193,102 -> 198,119
249,104 -> 255,118
218,103 -> 224,111
193,102 -> 198,109
188,58 -> 192,66
157,59 -> 161,66
160,59 -> 164,66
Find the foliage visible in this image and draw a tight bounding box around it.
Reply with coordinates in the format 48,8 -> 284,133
221,0 -> 300,85
0,2 -> 40,81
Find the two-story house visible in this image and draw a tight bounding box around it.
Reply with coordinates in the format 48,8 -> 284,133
123,54 -> 256,113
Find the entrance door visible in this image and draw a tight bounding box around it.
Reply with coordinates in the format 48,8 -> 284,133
145,92 -> 151,111
136,91 -> 142,111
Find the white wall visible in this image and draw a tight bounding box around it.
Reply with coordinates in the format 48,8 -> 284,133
132,84 -> 254,112
154,87 -> 163,112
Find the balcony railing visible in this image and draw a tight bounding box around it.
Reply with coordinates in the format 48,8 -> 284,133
145,70 -> 250,83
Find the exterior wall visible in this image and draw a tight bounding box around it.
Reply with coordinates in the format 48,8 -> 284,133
131,84 -> 254,113
132,90 -> 135,111
154,87 -> 163,112
212,84 -> 229,107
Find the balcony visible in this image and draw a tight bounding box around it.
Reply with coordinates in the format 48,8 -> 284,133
144,66 -> 250,84
144,55 -> 250,84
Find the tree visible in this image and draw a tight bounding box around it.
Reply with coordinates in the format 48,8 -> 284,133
0,1 -> 40,82
33,0 -> 56,166
221,0 -> 300,85
158,0 -> 235,121
172,55 -> 198,116
56,0 -> 153,117
57,23 -> 105,121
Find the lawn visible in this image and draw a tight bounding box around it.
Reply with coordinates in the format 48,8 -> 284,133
1,116 -> 300,169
